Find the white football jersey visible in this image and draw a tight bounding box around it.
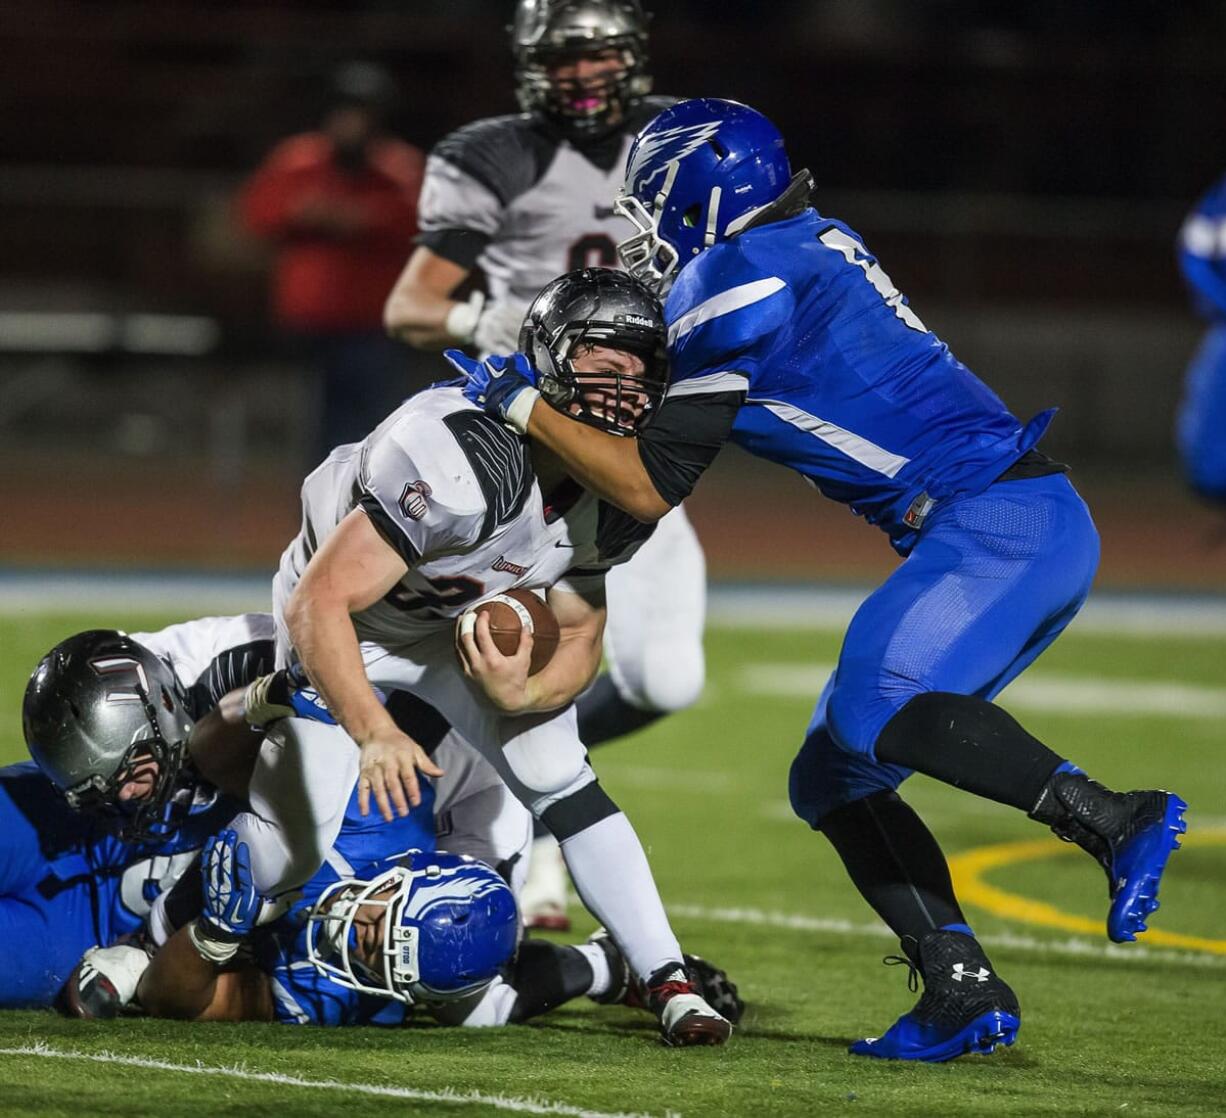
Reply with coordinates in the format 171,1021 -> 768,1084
417,98 -> 674,310
131,613 -> 276,719
275,386 -> 654,650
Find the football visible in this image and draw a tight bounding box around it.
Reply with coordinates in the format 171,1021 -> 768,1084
458,588 -> 560,675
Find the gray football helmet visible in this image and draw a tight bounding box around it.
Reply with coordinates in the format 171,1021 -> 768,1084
22,629 -> 193,841
511,0 -> 651,141
519,267 -> 667,435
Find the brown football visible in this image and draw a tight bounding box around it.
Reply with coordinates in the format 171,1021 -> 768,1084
458,588 -> 560,675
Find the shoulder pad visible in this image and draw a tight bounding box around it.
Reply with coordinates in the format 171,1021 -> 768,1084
665,241 -> 792,377
441,410 -> 536,541
431,114 -> 559,206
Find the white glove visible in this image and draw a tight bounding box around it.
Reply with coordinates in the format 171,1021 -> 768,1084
444,290 -> 486,344
474,298 -> 532,356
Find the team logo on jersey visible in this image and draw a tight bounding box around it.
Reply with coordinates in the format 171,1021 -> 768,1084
399,480 -> 432,521
492,555 -> 529,577
625,120 -> 722,195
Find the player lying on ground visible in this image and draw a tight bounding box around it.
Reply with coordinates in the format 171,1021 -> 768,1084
19,621 -> 742,1028
5,617 -> 275,1008
453,98 -> 1189,1063
266,265 -> 731,1046
384,0 -> 708,931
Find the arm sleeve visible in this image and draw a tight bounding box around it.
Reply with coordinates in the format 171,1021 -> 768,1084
637,390 -> 743,507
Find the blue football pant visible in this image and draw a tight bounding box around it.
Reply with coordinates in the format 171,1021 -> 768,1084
791,474 -> 1100,825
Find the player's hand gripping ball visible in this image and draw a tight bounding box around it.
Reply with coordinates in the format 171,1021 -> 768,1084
457,589 -> 560,676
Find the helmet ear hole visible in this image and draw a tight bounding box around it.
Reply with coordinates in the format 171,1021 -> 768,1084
681,204 -> 701,229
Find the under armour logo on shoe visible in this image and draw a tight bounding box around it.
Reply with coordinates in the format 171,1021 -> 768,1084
951,963 -> 990,983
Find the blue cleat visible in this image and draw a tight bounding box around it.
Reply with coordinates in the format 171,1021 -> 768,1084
1107,792 -> 1188,943
850,929 -> 1020,1063
1029,771 -> 1188,943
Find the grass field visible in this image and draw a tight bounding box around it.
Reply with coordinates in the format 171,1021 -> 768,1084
0,605 -> 1224,1117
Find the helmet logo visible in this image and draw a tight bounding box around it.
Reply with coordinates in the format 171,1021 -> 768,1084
626,120 -> 721,195
90,656 -> 150,704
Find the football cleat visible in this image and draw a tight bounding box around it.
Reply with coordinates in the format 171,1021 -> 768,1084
586,929 -> 745,1025
63,942 -> 153,1020
520,833 -> 571,932
850,930 -> 1020,1063
644,962 -> 733,1047
1030,771 -> 1188,943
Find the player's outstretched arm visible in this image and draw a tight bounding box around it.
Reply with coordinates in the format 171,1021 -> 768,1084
384,246 -> 480,349
527,403 -> 671,523
139,830 -> 274,1022
285,508 -> 443,820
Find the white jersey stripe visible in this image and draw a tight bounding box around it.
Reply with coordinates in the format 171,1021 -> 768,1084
268,976 -> 310,1024
753,398 -> 911,478
667,277 -> 787,346
665,370 -> 750,399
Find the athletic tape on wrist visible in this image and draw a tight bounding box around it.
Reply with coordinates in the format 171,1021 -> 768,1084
242,673 -> 292,729
505,386 -> 541,434
187,919 -> 241,965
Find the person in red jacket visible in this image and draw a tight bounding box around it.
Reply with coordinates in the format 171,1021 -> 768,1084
237,63 -> 426,459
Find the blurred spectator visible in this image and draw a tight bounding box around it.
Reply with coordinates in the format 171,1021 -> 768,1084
237,62 -> 425,460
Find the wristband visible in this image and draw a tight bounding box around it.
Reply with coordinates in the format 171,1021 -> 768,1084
504,386 -> 541,435
444,291 -> 486,344
187,919 -> 241,965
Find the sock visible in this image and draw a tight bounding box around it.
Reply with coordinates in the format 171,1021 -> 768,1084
507,941 -> 595,1022
875,692 -> 1065,812
559,812 -> 682,983
574,942 -> 612,998
819,791 -> 966,952
576,673 -> 665,747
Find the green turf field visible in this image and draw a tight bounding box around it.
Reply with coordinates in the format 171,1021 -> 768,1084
0,608 -> 1223,1117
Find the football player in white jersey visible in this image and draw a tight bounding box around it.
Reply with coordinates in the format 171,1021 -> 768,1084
384,0 -> 707,930
269,268 -> 729,1046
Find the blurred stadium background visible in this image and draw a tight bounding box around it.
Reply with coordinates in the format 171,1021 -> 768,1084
2,0 -> 1225,588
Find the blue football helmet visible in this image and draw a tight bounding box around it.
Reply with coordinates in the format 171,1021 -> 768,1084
615,98 -> 796,292
305,850 -> 518,1004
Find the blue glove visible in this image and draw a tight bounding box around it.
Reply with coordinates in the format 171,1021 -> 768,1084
201,828 -> 263,938
445,349 -> 540,429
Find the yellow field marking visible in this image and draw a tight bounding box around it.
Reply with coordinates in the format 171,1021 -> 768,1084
948,828 -> 1226,955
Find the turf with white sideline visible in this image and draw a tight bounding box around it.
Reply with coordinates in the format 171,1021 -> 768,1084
0,1042 -> 674,1118
3,571 -> 1226,637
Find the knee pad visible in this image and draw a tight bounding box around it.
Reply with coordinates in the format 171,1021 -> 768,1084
538,778 -> 620,843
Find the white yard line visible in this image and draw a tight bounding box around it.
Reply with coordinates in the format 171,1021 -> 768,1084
667,903 -> 1226,969
738,662 -> 1226,718
0,1042 -> 674,1118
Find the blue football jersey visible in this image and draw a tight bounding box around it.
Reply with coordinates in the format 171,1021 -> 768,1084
664,209 -> 1054,554
257,781 -> 437,1026
0,761 -> 237,1006
1178,173 -> 1226,320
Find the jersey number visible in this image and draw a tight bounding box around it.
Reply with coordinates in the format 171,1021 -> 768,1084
386,575 -> 485,619
567,233 -> 618,271
818,228 -> 928,333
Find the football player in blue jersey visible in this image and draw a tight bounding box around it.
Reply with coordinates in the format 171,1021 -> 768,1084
1176,173 -> 1226,505
451,99 -> 1189,1063
4,621 -> 272,1008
